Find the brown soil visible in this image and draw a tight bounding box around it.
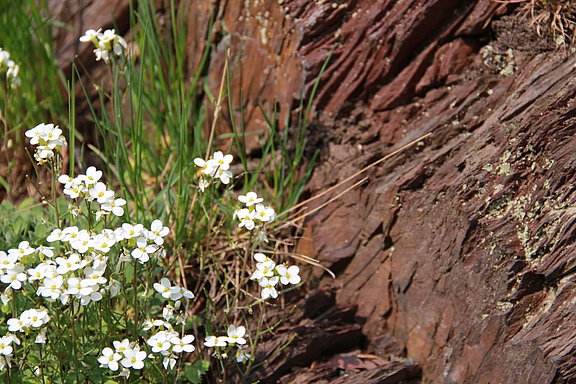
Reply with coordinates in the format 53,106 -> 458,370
11,0 -> 576,382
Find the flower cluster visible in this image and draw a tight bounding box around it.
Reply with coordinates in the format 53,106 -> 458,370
98,339 -> 146,378
58,166 -> 126,219
0,47 -> 20,87
7,308 -> 50,334
146,325 -> 195,370
235,192 -> 276,231
0,220 -> 169,312
25,123 -> 67,164
250,253 -> 300,300
79,28 -> 127,64
153,277 -> 194,302
204,325 -> 251,363
0,335 -> 19,371
194,151 -> 234,191
133,277 -> 197,371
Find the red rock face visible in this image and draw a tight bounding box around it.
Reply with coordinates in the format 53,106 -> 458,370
48,0 -> 576,382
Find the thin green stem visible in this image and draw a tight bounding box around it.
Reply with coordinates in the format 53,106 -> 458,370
69,303 -> 81,384
51,161 -> 61,229
133,258 -> 139,340
38,343 -> 46,384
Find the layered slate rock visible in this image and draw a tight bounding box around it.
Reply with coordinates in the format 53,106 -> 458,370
301,20 -> 576,384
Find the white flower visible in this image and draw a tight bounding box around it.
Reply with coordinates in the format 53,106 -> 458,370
204,336 -> 227,348
215,168 -> 232,184
114,36 -> 127,55
79,285 -> 103,305
119,368 -> 130,379
35,328 -> 47,344
254,253 -> 272,263
113,339 -> 131,354
121,223 -> 143,239
98,29 -> 117,46
198,178 -> 209,192
78,166 -> 102,186
194,158 -> 215,176
183,288 -> 194,299
226,325 -> 246,345
39,124 -> 62,142
36,246 -> 54,258
1,266 -> 27,290
57,174 -> 72,187
89,182 -> 114,204
93,47 -> 109,63
250,260 -> 276,281
162,304 -> 175,321
6,63 -> 19,83
25,123 -> 47,145
55,254 -> 82,275
34,146 -> 54,161
0,292 -> 10,306
153,278 -> 173,299
0,252 -> 18,271
46,228 -> 63,242
259,276 -> 279,300
0,337 -> 13,356
238,192 -> 263,207
131,237 -> 157,263
93,234 -> 116,253
236,345 -> 251,363
170,334 -> 195,353
95,209 -> 109,222
237,209 -> 255,230
162,355 -> 177,370
254,204 -> 275,223
65,277 -> 82,295
70,230 -> 93,253
212,151 -> 233,171
61,226 -> 79,242
0,354 -> 11,371
142,319 -> 165,331
147,333 -> 171,354
276,265 -> 301,285
101,197 -> 126,217
21,309 -> 49,328
108,279 -> 121,297
121,347 -> 147,370
84,266 -> 107,285
98,347 -> 121,371
147,220 -> 169,245
7,318 -> 24,332
79,29 -> 102,44
37,276 -> 63,300
170,285 -> 194,301
63,180 -> 85,199
8,241 -> 35,259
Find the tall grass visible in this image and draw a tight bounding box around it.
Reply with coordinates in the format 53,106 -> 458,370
0,0 -> 332,382
0,0 -> 67,139
76,0 -> 327,257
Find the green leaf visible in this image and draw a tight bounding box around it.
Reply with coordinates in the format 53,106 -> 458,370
18,197 -> 35,210
12,215 -> 25,235
185,359 -> 210,383
0,175 -> 10,193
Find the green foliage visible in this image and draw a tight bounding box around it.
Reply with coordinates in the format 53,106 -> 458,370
0,198 -> 49,250
185,359 -> 210,383
0,0 -> 67,140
